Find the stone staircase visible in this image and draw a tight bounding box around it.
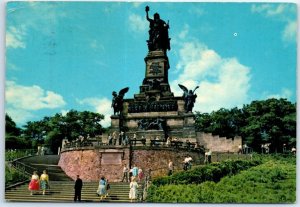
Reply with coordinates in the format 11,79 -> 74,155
5,181 -> 141,202
6,155 -> 143,202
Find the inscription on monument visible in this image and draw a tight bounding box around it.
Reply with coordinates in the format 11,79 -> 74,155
101,153 -> 122,165
149,62 -> 162,75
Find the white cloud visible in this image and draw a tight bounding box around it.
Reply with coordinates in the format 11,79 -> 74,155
128,13 -> 148,33
251,4 -> 296,44
188,7 -> 205,16
77,97 -> 113,127
132,2 -> 143,8
5,108 -> 34,126
61,110 -> 69,116
170,39 -> 251,113
251,4 -> 287,17
6,26 -> 26,49
5,81 -> 66,110
282,20 -> 297,43
178,24 -> 189,40
265,88 -> 293,100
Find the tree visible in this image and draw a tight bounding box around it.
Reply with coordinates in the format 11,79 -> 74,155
21,110 -> 105,153
5,114 -> 20,136
195,98 -> 296,153
5,114 -> 31,149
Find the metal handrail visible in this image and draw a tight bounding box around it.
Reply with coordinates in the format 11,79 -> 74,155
10,160 -> 37,177
140,174 -> 151,201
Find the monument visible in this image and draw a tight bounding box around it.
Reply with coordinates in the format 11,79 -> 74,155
59,6 -> 241,182
110,6 -> 198,142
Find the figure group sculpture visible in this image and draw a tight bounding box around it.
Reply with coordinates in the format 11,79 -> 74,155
111,87 -> 129,115
178,84 -> 199,113
137,118 -> 166,131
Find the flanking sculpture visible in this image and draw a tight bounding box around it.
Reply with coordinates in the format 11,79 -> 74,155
145,6 -> 170,52
111,87 -> 129,115
178,84 -> 199,113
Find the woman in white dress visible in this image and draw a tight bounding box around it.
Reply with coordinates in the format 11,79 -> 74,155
96,177 -> 106,201
129,177 -> 139,202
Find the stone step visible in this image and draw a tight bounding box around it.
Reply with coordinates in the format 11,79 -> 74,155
6,181 -> 143,202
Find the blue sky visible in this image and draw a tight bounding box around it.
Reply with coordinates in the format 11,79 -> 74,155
5,1 -> 297,128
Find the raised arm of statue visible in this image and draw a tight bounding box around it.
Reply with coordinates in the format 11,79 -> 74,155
145,6 -> 151,22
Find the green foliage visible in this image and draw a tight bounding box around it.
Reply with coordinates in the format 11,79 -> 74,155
5,149 -> 35,161
5,163 -> 28,187
5,114 -> 21,136
147,156 -> 296,203
21,110 -> 105,152
5,114 -> 31,149
195,98 -> 296,153
151,159 -> 261,186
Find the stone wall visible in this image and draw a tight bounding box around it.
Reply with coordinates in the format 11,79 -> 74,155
196,132 -> 242,153
58,147 -> 204,181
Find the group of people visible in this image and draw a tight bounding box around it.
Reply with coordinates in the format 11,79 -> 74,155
121,164 -> 145,183
28,170 -> 49,195
108,131 -> 129,146
121,164 -> 145,202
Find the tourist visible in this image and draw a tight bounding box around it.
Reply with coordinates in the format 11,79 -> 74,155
207,149 -> 212,163
166,136 -> 171,147
168,160 -> 174,176
129,177 -> 139,202
74,175 -> 83,202
238,144 -> 243,154
183,156 -> 189,171
37,146 -> 41,155
204,151 -> 208,164
119,131 -> 124,145
187,156 -> 193,169
123,135 -> 129,145
194,142 -> 200,151
121,164 -> 129,182
291,147 -> 296,155
96,176 -> 106,201
133,133 -> 137,146
132,165 -> 139,178
155,136 -> 160,146
40,170 -> 49,195
28,171 -> 40,195
112,131 -> 117,145
41,146 -> 45,155
105,179 -> 110,198
108,134 -> 112,145
138,168 -> 144,182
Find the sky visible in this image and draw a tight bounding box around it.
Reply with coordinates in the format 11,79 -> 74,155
5,1 -> 298,128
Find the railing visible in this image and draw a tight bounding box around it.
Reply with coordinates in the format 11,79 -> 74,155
62,138 -> 205,154
5,159 -> 38,189
139,172 -> 152,202
10,160 -> 37,177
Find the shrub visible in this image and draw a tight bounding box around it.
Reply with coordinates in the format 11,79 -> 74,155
147,156 -> 296,203
151,159 -> 261,186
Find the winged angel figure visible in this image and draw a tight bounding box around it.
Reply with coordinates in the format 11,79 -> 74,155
178,84 -> 199,113
112,87 -> 129,115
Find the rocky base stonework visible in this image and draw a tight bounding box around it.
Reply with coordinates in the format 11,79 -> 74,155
131,149 -> 203,177
58,148 -> 130,182
58,148 -> 204,181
